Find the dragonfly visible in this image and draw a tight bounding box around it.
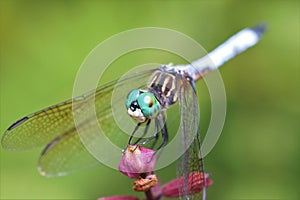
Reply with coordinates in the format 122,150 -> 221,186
2,24 -> 265,199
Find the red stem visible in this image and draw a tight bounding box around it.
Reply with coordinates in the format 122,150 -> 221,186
145,190 -> 154,200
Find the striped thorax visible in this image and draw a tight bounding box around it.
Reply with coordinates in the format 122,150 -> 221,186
147,66 -> 179,107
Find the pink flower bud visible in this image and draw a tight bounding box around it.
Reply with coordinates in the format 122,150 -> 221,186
118,145 -> 157,178
98,196 -> 139,200
162,172 -> 213,198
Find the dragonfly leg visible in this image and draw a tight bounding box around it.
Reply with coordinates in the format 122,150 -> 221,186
134,113 -> 168,151
127,122 -> 141,145
132,119 -> 151,145
123,123 -> 142,153
149,118 -> 161,149
136,120 -> 159,146
155,116 -> 168,151
143,113 -> 168,152
145,116 -> 169,163
135,132 -> 159,147
147,113 -> 169,152
150,132 -> 159,149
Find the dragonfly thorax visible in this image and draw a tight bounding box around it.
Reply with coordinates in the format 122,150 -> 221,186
148,68 -> 179,107
125,89 -> 161,123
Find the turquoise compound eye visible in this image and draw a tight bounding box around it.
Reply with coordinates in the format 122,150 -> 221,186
125,89 -> 140,109
137,92 -> 161,118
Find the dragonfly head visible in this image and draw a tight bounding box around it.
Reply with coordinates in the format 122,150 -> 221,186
125,89 -> 161,123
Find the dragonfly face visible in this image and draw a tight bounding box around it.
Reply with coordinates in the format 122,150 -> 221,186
126,89 -> 161,123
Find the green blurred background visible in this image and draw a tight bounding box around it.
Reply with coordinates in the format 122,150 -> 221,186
1,0 -> 299,199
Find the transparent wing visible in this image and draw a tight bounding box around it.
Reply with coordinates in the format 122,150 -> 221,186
2,97 -> 79,150
1,77 -> 121,151
38,80 -> 117,177
38,126 -> 99,177
2,68 -> 156,177
176,75 -> 206,199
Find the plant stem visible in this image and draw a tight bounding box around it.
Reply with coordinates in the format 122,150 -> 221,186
145,190 -> 154,200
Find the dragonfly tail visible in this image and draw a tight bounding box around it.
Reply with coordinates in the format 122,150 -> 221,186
185,23 -> 266,81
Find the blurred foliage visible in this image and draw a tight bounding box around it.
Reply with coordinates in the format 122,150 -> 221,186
0,0 -> 299,199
